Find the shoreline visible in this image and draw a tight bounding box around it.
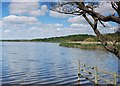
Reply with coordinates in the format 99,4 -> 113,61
1,41 -> 120,50
59,42 -> 120,50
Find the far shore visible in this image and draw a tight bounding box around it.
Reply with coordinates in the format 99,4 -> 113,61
1,33 -> 119,50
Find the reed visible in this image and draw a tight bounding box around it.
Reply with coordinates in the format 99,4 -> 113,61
59,42 -> 120,50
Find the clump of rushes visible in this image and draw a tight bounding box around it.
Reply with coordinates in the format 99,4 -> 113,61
60,42 -> 120,50
84,38 -> 95,42
60,42 -> 115,50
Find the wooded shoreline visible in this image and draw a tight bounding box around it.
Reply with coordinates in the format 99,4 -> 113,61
1,33 -> 120,50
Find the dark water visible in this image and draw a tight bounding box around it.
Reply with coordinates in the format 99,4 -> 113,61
1,42 -> 120,86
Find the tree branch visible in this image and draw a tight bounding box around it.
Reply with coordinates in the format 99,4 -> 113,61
82,14 -> 120,59
52,8 -> 84,15
99,20 -> 106,27
76,2 -> 120,24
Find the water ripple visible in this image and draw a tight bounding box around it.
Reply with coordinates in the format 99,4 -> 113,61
1,42 -> 119,85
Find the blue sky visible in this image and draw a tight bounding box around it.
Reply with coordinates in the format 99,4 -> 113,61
0,1 -> 118,39
2,2 -> 70,27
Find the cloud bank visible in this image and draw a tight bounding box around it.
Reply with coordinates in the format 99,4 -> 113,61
9,2 -> 47,16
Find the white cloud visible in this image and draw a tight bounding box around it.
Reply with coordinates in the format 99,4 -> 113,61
70,22 -> 114,34
41,5 -> 48,13
49,10 -> 69,18
0,20 -> 2,29
56,28 -> 63,31
68,14 -> 94,24
2,15 -> 64,39
2,15 -> 40,28
3,15 -> 39,23
2,15 -> 63,30
9,2 -> 47,16
4,30 -> 11,33
9,2 -> 39,14
11,0 -> 39,2
68,16 -> 90,24
29,26 -> 42,31
29,5 -> 48,16
2,15 -> 41,30
70,23 -> 88,28
44,23 -> 63,28
94,2 -> 115,15
69,23 -> 94,34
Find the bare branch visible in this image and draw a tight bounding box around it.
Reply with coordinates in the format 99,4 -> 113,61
51,2 -> 84,15
111,2 -> 118,12
52,8 -> 83,15
76,2 -> 120,24
99,20 -> 106,27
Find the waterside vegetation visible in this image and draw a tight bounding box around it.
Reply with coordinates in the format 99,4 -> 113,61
59,42 -> 120,50
1,33 -> 120,50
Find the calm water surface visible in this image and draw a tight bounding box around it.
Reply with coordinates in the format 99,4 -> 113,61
1,42 -> 120,86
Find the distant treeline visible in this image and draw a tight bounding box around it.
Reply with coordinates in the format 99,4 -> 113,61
30,34 -> 98,42
1,33 -> 120,42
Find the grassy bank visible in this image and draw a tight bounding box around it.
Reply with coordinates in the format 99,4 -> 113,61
59,42 -> 105,50
59,42 -> 120,50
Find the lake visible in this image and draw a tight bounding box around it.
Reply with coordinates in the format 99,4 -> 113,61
1,42 -> 120,86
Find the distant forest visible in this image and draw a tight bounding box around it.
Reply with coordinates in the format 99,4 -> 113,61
1,33 -> 120,42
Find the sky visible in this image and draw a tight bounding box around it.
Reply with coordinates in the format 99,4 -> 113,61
0,0 -> 119,39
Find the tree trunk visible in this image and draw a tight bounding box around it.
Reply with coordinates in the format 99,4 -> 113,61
83,14 -> 120,59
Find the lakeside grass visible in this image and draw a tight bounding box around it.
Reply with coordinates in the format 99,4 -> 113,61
59,42 -> 120,50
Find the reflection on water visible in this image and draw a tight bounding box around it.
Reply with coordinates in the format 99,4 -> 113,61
1,42 -> 120,85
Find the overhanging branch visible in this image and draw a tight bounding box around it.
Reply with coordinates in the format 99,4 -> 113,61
76,2 -> 120,24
